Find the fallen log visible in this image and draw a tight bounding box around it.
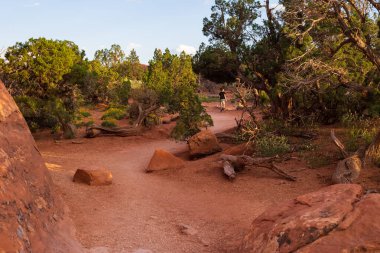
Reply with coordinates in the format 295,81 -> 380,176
220,154 -> 296,181
85,126 -> 142,138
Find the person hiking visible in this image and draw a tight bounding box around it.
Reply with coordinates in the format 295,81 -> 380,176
219,88 -> 226,112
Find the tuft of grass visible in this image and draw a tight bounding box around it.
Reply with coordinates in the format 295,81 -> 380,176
101,119 -> 117,128
345,120 -> 377,152
84,120 -> 95,127
256,134 -> 290,157
79,110 -> 92,118
199,94 -> 220,103
101,108 -> 126,120
341,111 -> 361,127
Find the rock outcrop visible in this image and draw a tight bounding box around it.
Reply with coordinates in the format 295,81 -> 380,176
188,130 -> 222,158
146,149 -> 185,172
73,168 -> 113,186
239,184 -> 380,253
0,81 -> 83,252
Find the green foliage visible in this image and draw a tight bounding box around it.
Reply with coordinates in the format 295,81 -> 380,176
101,108 -> 126,120
79,110 -> 92,118
198,94 -> 220,103
101,119 -> 117,128
256,134 -> 291,157
2,38 -> 83,134
341,111 -> 361,127
144,114 -> 161,128
146,49 -> 213,139
94,44 -> 125,68
346,126 -> 377,152
193,43 -> 238,83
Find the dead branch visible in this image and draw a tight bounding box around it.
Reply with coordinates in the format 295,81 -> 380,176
135,104 -> 160,127
330,130 -> 363,183
220,154 -> 296,181
330,130 -> 349,158
85,126 -> 142,138
223,161 -> 236,180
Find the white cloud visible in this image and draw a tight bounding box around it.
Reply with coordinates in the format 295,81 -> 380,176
176,44 -> 196,55
203,0 -> 213,5
127,42 -> 142,51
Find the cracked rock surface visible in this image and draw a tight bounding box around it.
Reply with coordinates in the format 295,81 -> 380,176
0,81 -> 83,253
239,184 -> 380,253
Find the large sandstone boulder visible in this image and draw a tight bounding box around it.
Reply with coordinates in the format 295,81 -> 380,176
0,81 -> 83,252
73,168 -> 113,186
188,130 -> 222,158
239,184 -> 380,253
146,149 -> 185,172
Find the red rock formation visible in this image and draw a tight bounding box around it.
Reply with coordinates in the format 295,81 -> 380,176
239,184 -> 380,253
0,81 -> 83,252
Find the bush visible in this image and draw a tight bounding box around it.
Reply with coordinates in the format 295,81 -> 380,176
346,125 -> 377,152
101,108 -> 126,120
341,111 -> 361,127
256,135 -> 290,157
79,110 -> 92,118
144,113 -> 161,127
101,119 -> 117,128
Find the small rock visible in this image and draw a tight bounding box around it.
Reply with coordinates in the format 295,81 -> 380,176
188,130 -> 222,158
178,224 -> 198,236
146,149 -> 185,172
73,168 -> 113,186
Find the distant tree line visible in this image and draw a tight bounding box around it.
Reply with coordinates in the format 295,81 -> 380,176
0,38 -> 210,139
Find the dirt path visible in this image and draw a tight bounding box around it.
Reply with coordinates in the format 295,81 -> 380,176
36,105 -> 326,253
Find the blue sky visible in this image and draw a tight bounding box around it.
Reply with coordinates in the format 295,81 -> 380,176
1,0 -> 281,64
1,0 -> 216,63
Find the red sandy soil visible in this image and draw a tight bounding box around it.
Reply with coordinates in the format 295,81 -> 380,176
35,103 -> 379,253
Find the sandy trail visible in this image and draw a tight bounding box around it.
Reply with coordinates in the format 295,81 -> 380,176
36,106 -> 324,253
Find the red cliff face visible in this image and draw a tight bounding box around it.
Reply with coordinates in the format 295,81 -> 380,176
0,81 -> 83,252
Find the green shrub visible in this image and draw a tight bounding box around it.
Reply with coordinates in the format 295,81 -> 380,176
256,135 -> 291,157
341,111 -> 361,127
84,119 -> 95,127
101,108 -> 126,120
346,125 -> 377,152
101,119 -> 117,128
199,94 -> 220,103
79,110 -> 92,118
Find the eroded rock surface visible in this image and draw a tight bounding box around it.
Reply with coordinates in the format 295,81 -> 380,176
0,81 -> 83,252
239,184 -> 380,253
188,130 -> 222,158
